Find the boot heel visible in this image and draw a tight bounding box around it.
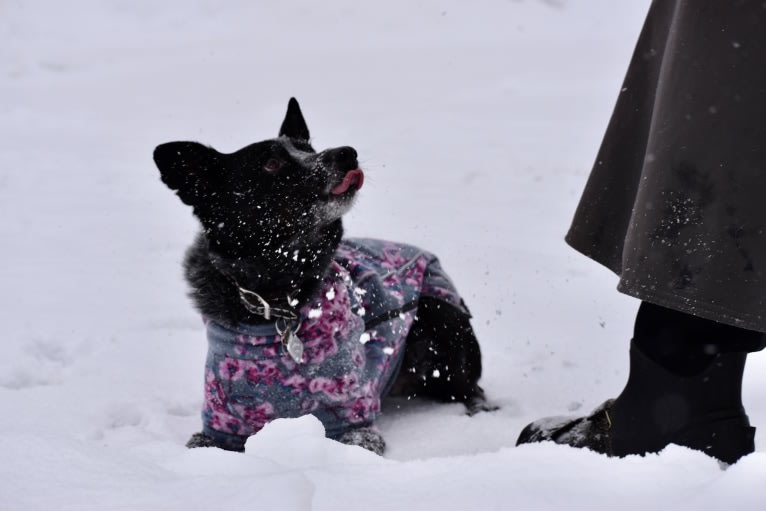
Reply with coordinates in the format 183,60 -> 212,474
674,416 -> 755,465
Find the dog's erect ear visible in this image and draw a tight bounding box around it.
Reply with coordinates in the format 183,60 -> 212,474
279,97 -> 310,141
154,141 -> 220,206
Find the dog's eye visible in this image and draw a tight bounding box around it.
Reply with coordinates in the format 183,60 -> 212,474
263,158 -> 284,172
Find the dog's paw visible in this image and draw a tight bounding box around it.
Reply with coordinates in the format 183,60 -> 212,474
186,432 -> 219,449
185,432 -> 245,452
338,427 -> 386,456
465,396 -> 500,417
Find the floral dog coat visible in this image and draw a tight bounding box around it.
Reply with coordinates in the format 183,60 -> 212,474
200,238 -> 468,450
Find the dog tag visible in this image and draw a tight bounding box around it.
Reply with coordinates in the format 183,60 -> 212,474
282,327 -> 304,364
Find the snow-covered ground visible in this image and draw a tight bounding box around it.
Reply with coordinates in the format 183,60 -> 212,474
2,1 -> 766,509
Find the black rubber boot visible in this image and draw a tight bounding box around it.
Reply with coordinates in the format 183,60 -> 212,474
517,303 -> 760,465
517,341 -> 755,464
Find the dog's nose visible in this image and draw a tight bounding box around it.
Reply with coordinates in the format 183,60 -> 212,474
337,146 -> 357,160
331,146 -> 358,168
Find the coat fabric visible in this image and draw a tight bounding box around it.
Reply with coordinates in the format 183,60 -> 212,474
199,238 -> 468,449
566,0 -> 766,332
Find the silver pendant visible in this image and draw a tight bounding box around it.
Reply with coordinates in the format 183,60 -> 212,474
281,325 -> 304,364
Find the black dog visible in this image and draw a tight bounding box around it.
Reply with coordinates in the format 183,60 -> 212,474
154,99 -> 493,455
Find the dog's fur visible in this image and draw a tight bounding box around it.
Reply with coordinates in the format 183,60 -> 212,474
154,98 -> 493,454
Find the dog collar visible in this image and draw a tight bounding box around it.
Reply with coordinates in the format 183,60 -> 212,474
205,247 -> 303,321
236,284 -> 299,321
233,282 -> 305,364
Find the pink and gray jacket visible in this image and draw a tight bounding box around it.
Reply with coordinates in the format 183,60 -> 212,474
200,238 -> 468,449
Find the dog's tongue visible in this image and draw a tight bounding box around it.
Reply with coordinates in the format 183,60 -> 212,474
331,169 -> 365,195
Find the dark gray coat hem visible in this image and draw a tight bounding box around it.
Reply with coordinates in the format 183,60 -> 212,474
564,232 -> 623,276
566,235 -> 766,333
615,284 -> 765,334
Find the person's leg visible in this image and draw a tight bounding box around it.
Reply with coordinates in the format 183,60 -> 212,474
633,301 -> 766,375
517,302 -> 764,464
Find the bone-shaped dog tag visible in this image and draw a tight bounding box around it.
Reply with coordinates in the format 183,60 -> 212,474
282,327 -> 304,364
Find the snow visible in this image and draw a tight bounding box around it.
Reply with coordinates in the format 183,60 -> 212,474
2,0 -> 766,509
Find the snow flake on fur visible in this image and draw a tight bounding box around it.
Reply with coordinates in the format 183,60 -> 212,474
200,238 -> 467,447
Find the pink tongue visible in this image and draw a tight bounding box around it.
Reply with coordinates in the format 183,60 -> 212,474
331,169 -> 365,195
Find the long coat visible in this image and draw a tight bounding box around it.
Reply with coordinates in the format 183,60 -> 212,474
567,0 -> 766,332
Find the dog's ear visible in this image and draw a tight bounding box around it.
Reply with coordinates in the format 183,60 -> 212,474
279,97 -> 310,141
154,141 -> 220,206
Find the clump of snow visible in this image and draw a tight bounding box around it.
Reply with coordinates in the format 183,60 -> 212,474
2,0 -> 766,510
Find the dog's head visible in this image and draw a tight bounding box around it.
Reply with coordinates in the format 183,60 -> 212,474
154,98 -> 364,256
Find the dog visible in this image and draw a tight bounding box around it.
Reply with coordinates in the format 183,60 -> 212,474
154,98 -> 494,455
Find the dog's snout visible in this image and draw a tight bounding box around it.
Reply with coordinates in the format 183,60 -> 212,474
338,146 -> 357,161
327,146 -> 358,169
